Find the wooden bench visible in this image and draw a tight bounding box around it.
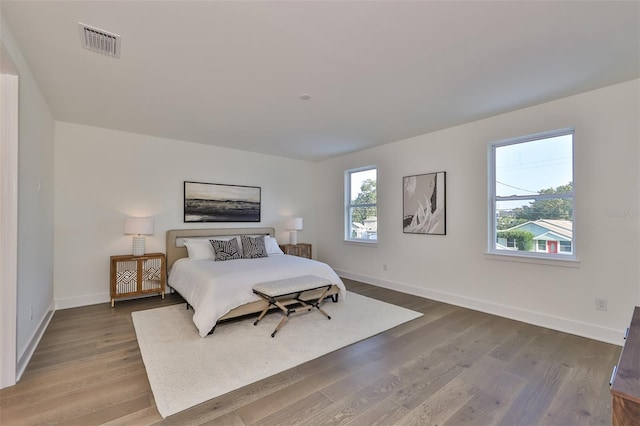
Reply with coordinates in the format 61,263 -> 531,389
252,275 -> 333,337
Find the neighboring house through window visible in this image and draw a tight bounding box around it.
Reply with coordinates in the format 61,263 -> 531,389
345,166 -> 377,242
489,128 -> 575,259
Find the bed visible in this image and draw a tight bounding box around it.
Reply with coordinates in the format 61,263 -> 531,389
166,227 -> 346,337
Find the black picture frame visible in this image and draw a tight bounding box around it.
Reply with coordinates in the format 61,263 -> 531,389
402,171 -> 446,235
184,181 -> 261,223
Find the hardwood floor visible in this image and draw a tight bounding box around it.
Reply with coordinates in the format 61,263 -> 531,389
0,279 -> 621,425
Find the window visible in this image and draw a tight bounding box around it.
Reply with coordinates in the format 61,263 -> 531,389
489,128 -> 574,259
559,241 -> 572,253
345,166 -> 377,242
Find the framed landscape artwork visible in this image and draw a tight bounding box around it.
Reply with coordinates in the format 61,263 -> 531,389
184,181 -> 261,223
402,171 -> 446,235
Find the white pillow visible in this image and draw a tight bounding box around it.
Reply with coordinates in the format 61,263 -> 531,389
264,236 -> 284,255
183,238 -> 216,260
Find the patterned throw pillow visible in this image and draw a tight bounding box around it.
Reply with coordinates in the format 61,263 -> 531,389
240,235 -> 268,259
210,238 -> 242,261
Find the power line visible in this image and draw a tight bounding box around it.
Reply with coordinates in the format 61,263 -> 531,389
496,181 -> 538,194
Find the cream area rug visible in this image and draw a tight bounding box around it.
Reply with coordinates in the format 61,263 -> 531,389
132,291 -> 422,418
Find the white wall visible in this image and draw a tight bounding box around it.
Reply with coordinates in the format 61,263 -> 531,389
315,80 -> 640,344
0,16 -> 56,375
54,122 -> 317,308
17,52 -> 638,359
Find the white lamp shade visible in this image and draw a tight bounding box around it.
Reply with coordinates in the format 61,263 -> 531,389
286,217 -> 303,230
286,217 -> 303,245
124,216 -> 154,235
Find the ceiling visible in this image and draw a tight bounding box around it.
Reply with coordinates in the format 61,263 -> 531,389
1,1 -> 638,161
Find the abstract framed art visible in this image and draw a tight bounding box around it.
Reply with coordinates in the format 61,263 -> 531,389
402,171 -> 446,235
184,181 -> 261,223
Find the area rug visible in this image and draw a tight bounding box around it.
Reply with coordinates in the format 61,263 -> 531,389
132,291 -> 422,418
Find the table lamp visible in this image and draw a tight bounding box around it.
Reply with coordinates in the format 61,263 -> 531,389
286,217 -> 303,245
124,216 -> 154,256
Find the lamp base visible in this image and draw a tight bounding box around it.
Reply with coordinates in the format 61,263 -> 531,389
132,236 -> 145,256
289,230 -> 298,245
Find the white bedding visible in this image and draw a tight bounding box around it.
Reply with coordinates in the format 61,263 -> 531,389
168,254 -> 346,337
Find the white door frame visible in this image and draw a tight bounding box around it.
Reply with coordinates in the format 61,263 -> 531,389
1,43 -> 19,389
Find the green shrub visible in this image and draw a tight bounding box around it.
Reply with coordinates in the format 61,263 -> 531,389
497,230 -> 534,251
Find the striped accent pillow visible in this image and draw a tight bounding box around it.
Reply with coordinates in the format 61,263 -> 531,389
241,235 -> 268,259
210,238 -> 242,261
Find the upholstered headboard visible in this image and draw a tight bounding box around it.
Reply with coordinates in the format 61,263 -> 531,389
165,227 -> 275,270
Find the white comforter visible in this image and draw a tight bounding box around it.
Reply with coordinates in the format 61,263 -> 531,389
168,254 -> 346,337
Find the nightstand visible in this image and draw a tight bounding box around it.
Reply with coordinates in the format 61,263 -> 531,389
110,253 -> 166,307
279,243 -> 312,259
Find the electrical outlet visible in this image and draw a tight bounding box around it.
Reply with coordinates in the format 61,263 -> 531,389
29,306 -> 34,320
595,298 -> 608,311
382,263 -> 388,271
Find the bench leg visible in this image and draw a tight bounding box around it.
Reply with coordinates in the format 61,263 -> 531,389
254,305 -> 271,326
313,286 -> 333,320
315,305 -> 331,320
272,314 -> 289,337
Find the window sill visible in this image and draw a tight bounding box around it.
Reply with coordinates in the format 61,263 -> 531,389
484,252 -> 581,268
344,239 -> 378,247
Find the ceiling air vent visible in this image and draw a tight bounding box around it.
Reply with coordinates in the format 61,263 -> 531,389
78,22 -> 121,58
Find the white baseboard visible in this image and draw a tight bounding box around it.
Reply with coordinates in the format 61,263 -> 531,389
336,269 -> 624,346
16,300 -> 55,381
55,292 -> 110,310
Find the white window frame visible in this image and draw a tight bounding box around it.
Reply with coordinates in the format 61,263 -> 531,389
488,128 -> 576,261
345,166 -> 377,244
559,241 -> 572,253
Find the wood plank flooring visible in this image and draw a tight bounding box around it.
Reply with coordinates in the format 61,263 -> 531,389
0,279 -> 621,425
